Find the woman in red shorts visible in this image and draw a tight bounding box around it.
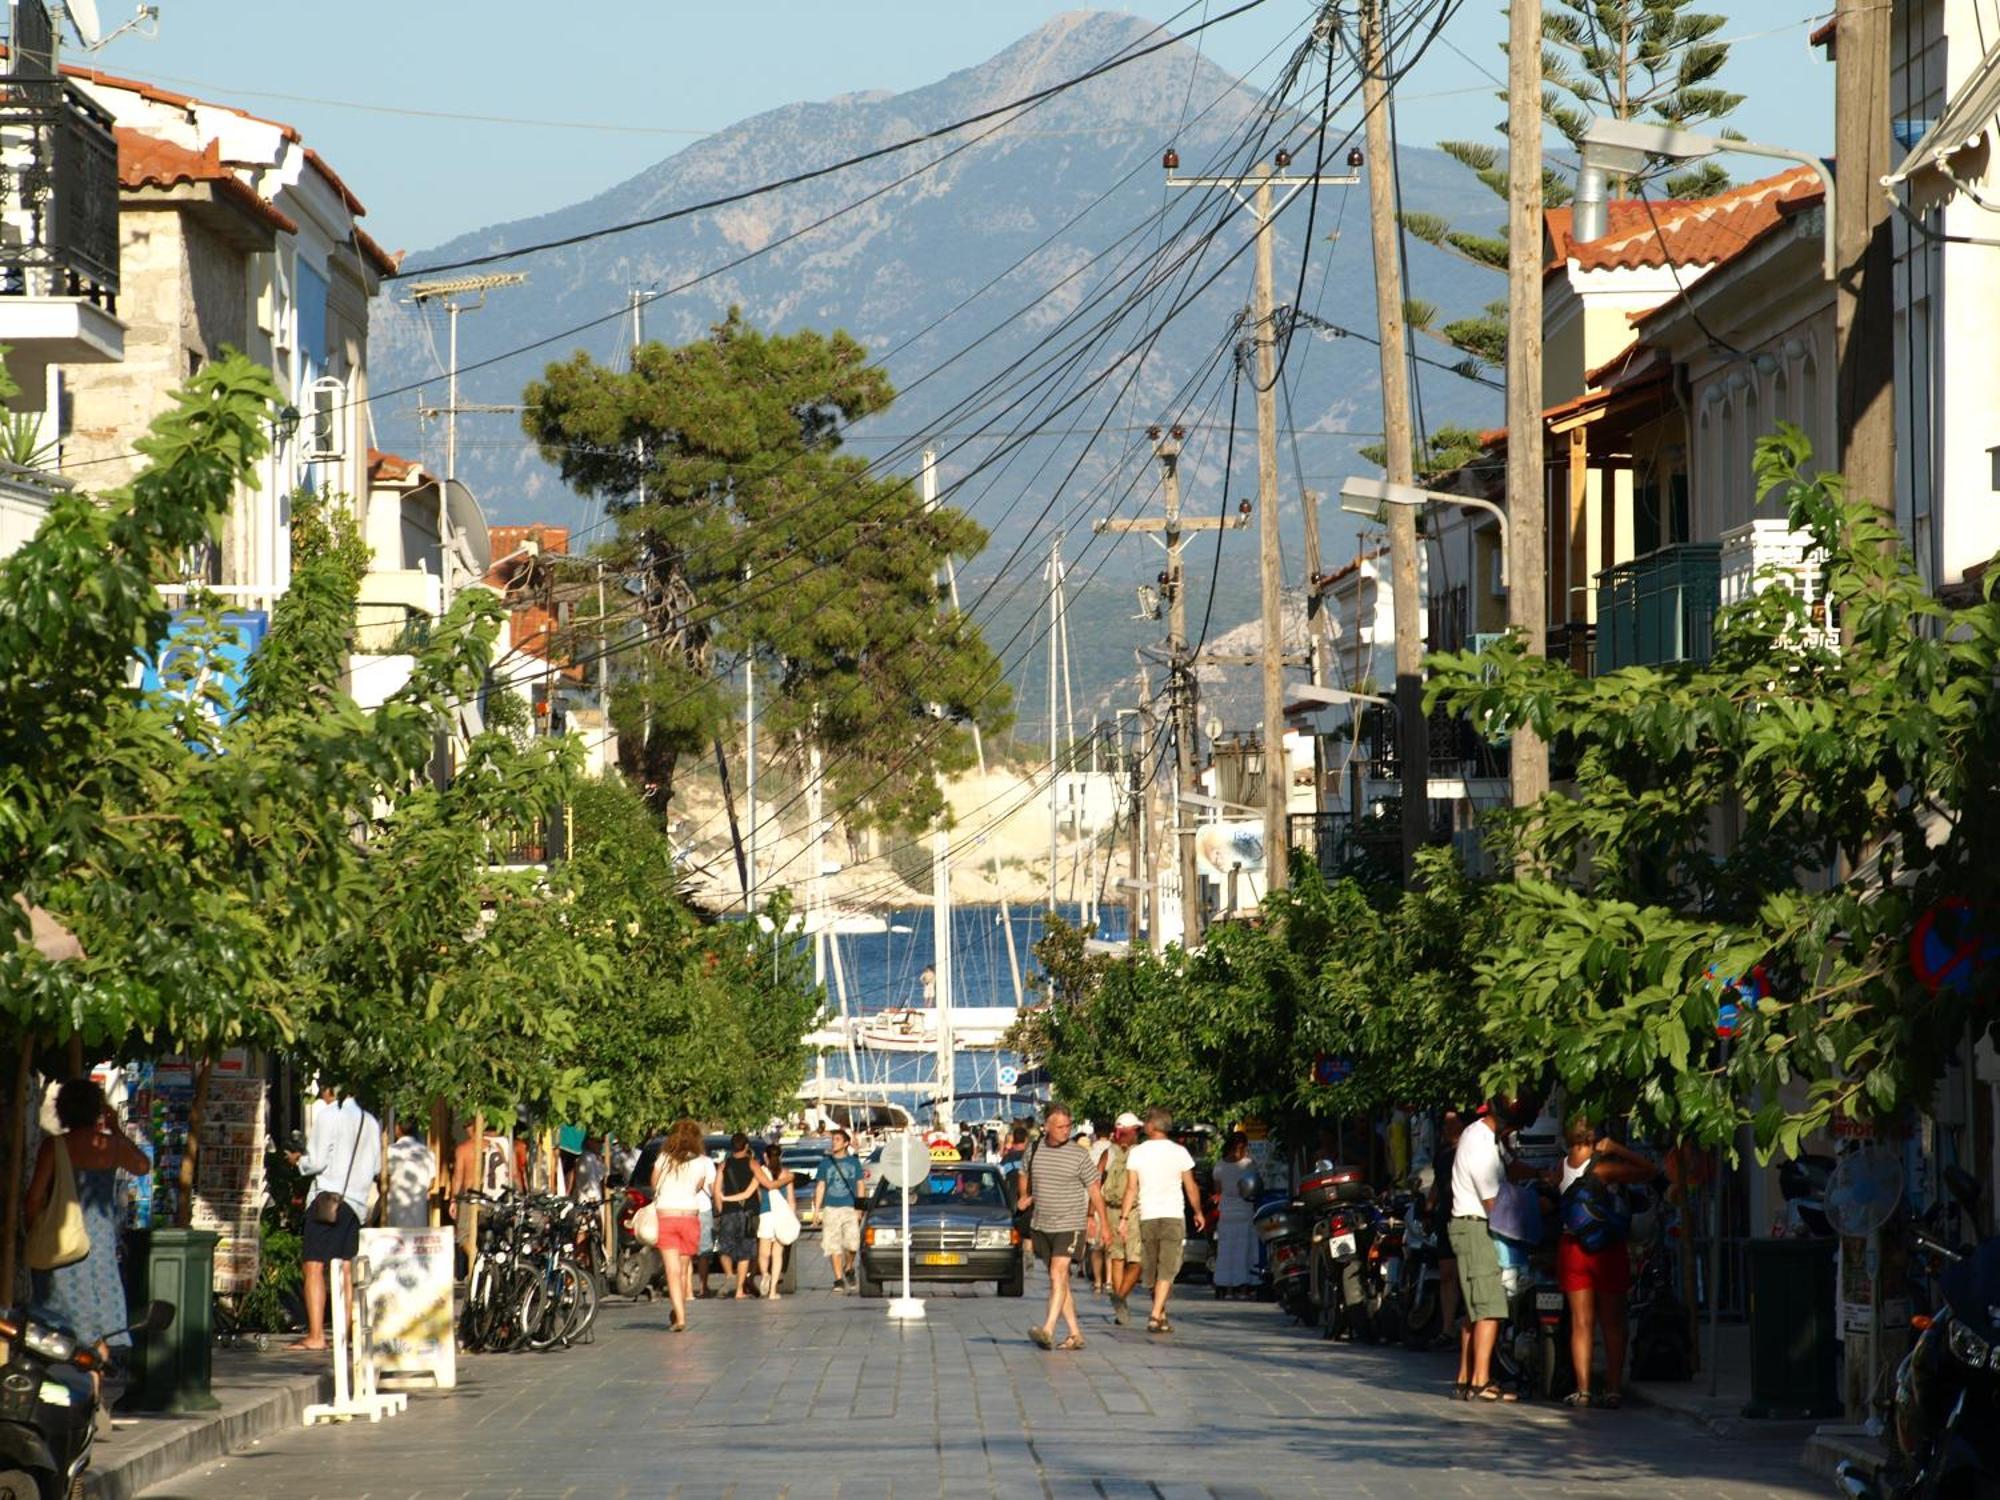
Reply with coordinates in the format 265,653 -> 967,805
1557,1114 -> 1656,1409
649,1119 -> 714,1333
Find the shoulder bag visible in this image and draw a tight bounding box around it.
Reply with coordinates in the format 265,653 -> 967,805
1011,1142 -> 1039,1238
26,1136 -> 89,1272
310,1113 -> 363,1227
766,1184 -> 801,1247
1561,1155 -> 1632,1252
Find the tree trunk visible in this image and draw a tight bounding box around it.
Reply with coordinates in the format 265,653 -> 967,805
429,1097 -> 449,1229
176,1059 -> 212,1230
0,1036 -> 34,1303
713,736 -> 750,905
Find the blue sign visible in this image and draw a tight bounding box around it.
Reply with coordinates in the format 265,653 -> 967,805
139,609 -> 269,728
1313,1055 -> 1354,1087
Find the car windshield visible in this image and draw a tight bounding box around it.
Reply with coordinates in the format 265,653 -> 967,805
874,1166 -> 1006,1207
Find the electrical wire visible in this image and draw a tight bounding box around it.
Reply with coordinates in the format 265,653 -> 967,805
388,0 -> 1266,280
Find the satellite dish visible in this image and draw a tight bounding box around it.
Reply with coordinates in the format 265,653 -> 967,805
1824,1148 -> 1905,1238
65,0 -> 102,48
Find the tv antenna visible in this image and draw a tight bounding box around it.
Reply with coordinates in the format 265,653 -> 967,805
55,1 -> 160,52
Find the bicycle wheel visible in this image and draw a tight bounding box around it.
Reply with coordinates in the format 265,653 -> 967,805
560,1257 -> 599,1345
520,1267 -> 566,1352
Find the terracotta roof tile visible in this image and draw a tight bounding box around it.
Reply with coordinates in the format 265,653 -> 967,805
66,63 -> 301,140
303,146 -> 366,218
353,226 -> 401,278
367,448 -> 423,483
1809,17 -> 1836,49
116,127 -> 298,234
1546,165 -> 1823,276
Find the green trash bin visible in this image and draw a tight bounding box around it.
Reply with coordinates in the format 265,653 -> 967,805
122,1228 -> 219,1413
1744,1235 -> 1840,1419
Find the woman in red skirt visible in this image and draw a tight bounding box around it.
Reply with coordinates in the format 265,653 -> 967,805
1557,1114 -> 1656,1409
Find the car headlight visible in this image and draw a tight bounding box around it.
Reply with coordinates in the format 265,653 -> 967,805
1949,1317 -> 1990,1368
975,1227 -> 1017,1249
868,1226 -> 897,1247
22,1326 -> 73,1363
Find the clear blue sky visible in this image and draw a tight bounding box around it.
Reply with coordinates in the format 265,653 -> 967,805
98,3 -> 1835,253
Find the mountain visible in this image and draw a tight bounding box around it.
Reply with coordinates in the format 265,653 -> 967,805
368,10 -> 1501,732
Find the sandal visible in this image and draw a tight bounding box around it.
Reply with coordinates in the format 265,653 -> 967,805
1029,1325 -> 1054,1350
1562,1390 -> 1592,1408
1597,1391 -> 1622,1409
1473,1383 -> 1518,1403
1057,1333 -> 1086,1351
1450,1381 -> 1472,1401
1145,1317 -> 1164,1333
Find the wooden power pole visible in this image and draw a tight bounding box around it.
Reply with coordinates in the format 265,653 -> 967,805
1504,0 -> 1549,815
1358,0 -> 1428,883
1166,151 -> 1358,894
1834,0 -> 1895,525
1097,427 -> 1246,945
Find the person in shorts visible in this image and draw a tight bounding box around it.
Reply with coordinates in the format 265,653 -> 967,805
1016,1105 -> 1106,1351
813,1128 -> 864,1292
1099,1112 -> 1143,1323
1450,1103 -> 1515,1402
288,1084 -> 382,1353
1118,1108 -> 1204,1334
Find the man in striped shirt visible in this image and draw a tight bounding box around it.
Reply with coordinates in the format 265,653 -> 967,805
1017,1104 -> 1107,1351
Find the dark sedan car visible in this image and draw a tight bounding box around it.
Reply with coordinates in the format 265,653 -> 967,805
858,1162 -> 1025,1299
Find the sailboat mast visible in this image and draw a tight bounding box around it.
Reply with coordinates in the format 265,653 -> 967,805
931,828 -> 954,1131
924,449 -> 1023,1008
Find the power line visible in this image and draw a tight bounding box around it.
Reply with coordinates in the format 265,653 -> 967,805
387,0 -> 1270,281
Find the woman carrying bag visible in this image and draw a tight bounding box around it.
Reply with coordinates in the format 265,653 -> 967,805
25,1078 -> 151,1383
750,1143 -> 799,1300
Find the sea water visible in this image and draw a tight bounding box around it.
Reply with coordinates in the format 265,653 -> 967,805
810,900 -> 1130,1122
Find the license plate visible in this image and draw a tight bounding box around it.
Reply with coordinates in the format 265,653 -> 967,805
1535,1290 -> 1564,1312
919,1252 -> 966,1266
1330,1233 -> 1358,1261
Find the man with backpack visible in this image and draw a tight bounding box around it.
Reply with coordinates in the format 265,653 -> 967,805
1557,1113 -> 1657,1408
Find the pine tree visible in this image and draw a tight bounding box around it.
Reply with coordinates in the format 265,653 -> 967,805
1403,0 -> 1744,370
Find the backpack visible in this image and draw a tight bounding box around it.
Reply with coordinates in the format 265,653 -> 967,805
1560,1156 -> 1631,1253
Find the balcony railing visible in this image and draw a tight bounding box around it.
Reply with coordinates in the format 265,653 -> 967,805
1596,543 -> 1721,672
0,64 -> 121,301
1719,519 -> 1836,649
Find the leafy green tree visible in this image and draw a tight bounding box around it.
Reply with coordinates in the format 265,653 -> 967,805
522,310 -> 1011,830
1402,0 -> 1743,371
1428,426 -> 2000,1154
563,775 -> 819,1133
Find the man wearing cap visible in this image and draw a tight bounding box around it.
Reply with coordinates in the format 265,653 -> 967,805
1100,1112 -> 1144,1324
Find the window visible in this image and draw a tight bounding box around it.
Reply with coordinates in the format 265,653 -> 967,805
1739,385 -> 1761,529
1801,352 -> 1822,461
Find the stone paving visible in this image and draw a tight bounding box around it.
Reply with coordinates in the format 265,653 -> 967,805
143,1255 -> 1824,1499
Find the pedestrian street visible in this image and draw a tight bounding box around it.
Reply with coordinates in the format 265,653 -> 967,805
147,1259 -> 1821,1500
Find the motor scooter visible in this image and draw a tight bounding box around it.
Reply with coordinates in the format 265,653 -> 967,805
1302,1167 -> 1376,1342
0,1300 -> 175,1500
1254,1198 -> 1313,1323
1838,1168 -> 2000,1500
611,1184 -> 665,1299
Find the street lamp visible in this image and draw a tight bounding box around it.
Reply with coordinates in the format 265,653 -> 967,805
1288,683 -> 1390,708
1338,476 -> 1511,588
1573,117 -> 1837,280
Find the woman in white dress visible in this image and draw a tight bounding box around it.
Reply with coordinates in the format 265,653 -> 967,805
1211,1131 -> 1259,1298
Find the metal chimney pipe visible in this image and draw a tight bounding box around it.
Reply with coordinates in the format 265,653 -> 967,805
1572,162 -> 1610,244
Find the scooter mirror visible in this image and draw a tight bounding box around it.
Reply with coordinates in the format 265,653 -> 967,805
138,1300 -> 175,1336
1944,1165 -> 1982,1214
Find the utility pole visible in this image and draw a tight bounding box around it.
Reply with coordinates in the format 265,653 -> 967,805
1504,0 -> 1549,816
405,272 -> 527,615
1358,0 -> 1428,882
1095,426 -> 1247,944
1167,151 -> 1358,894
1834,0 -> 1895,528
1046,534 -> 1064,913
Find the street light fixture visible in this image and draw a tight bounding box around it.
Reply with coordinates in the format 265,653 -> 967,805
1338,476 -> 1511,588
1288,683 -> 1390,708
1573,117 -> 1837,280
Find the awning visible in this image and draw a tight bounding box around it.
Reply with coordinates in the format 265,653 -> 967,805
1886,37 -> 2000,210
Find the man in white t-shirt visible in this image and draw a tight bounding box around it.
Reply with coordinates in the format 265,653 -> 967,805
1448,1104 -> 1513,1400
1117,1108 -> 1206,1334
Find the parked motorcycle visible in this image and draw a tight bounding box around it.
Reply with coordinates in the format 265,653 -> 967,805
1838,1168 -> 1996,1500
0,1300 -> 174,1500
1494,1253 -> 1570,1400
1256,1197 -> 1314,1322
611,1184 -> 665,1299
1303,1166 -> 1376,1342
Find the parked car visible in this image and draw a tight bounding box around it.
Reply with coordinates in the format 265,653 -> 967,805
857,1161 -> 1025,1298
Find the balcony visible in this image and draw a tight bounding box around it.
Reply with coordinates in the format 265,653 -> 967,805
0,17 -> 124,382
1596,543 -> 1721,672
